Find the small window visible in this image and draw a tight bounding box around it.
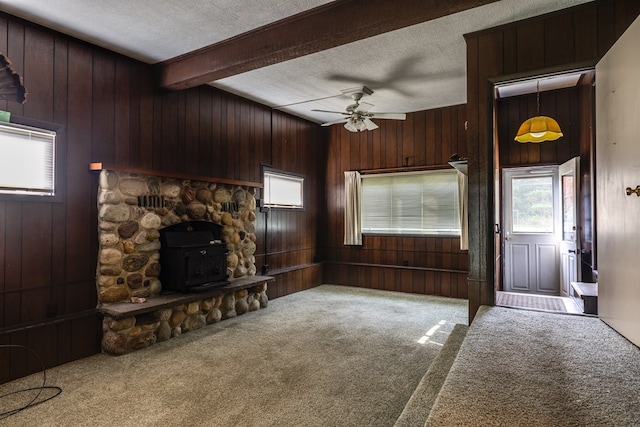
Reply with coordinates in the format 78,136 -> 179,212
263,168 -> 304,209
0,122 -> 56,196
361,169 -> 460,236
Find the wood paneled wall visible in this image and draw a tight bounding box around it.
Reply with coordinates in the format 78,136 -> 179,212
464,0 -> 639,321
0,14 -> 323,383
322,105 -> 469,298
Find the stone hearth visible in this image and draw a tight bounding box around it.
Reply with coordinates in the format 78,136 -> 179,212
94,167 -> 270,354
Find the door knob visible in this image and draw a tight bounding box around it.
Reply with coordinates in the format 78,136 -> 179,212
568,249 -> 577,254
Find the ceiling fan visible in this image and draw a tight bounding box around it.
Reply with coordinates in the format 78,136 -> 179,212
312,86 -> 406,132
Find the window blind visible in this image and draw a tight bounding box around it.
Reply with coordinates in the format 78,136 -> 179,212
361,170 -> 460,235
0,122 -> 56,196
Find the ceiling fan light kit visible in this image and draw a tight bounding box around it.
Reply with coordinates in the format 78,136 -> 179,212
313,86 -> 406,132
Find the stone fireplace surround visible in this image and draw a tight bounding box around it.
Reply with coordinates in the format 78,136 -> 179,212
93,164 -> 273,355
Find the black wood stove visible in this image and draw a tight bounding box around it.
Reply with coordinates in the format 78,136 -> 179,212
159,221 -> 229,293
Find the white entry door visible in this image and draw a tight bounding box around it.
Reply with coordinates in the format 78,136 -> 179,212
559,157 -> 581,297
595,15 -> 640,347
503,166 -> 560,295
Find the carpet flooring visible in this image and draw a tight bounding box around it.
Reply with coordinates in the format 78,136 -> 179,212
426,306 -> 640,426
0,285 -> 467,427
496,291 -> 567,312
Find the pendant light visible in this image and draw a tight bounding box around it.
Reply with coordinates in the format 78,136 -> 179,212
514,82 -> 562,143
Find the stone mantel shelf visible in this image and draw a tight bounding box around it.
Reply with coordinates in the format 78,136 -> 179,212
89,162 -> 263,188
99,275 -> 275,320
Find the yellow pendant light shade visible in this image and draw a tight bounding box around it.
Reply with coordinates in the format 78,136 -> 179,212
514,115 -> 563,143
514,81 -> 563,143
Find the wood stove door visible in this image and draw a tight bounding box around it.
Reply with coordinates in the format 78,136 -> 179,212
184,247 -> 226,286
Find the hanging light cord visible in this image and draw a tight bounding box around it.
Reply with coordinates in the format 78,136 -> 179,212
536,81 -> 540,116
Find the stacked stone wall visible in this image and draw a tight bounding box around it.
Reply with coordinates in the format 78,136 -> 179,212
96,170 -> 258,304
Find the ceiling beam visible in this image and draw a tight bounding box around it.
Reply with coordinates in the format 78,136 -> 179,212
156,0 -> 499,91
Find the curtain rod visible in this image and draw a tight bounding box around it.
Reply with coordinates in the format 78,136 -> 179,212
358,163 -> 451,175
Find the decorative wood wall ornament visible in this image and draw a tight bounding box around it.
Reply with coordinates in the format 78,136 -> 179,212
0,53 -> 28,104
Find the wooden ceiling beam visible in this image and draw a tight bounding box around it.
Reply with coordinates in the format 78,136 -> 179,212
156,0 -> 499,91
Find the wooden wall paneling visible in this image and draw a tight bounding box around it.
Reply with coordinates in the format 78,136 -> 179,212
425,110 -> 436,165
574,7 -> 599,62
413,111 -> 426,165
544,13 -> 575,67
160,91 -> 179,172
135,63 -> 155,169
442,238 -> 452,270
9,332 -> 28,381
210,89 -> 223,175
225,97 -> 239,179
507,97 -> 521,165
432,109 -> 442,164
26,324 -> 58,373
597,1 -> 616,57
555,88 -> 574,162
441,271 -> 451,297
51,38 -> 69,312
71,314 -> 101,359
241,98 -> 254,177
183,88 -> 200,175
441,108 -> 452,163
516,21 -> 545,72
151,94 -> 164,169
92,50 -> 116,164
65,43 -> 94,284
114,58 -> 132,165
538,92 -> 558,163
23,26 -> 54,121
20,207 -> 52,308
503,26 -> 518,75
3,203 -> 22,325
402,113 -> 414,166
197,88 -> 213,176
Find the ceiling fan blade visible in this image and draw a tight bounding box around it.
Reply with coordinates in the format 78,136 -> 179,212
369,112 -> 406,120
355,102 -> 374,113
312,109 -> 349,115
321,118 -> 350,126
363,118 -> 379,130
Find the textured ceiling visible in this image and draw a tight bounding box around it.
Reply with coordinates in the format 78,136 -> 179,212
0,0 -> 594,125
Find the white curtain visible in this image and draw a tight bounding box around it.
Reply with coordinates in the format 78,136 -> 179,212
457,170 -> 468,250
344,171 -> 362,245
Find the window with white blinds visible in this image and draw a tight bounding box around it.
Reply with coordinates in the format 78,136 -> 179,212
0,122 -> 56,196
361,169 -> 460,236
263,169 -> 304,209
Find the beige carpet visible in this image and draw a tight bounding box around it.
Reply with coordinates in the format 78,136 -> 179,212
0,285 -> 467,426
426,306 -> 640,426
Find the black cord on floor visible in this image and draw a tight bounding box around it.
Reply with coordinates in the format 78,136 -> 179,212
0,344 -> 62,420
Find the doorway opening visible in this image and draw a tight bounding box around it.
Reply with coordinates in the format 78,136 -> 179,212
492,68 -> 597,315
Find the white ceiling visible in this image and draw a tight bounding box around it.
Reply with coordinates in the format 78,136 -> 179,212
0,0 -> 593,125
